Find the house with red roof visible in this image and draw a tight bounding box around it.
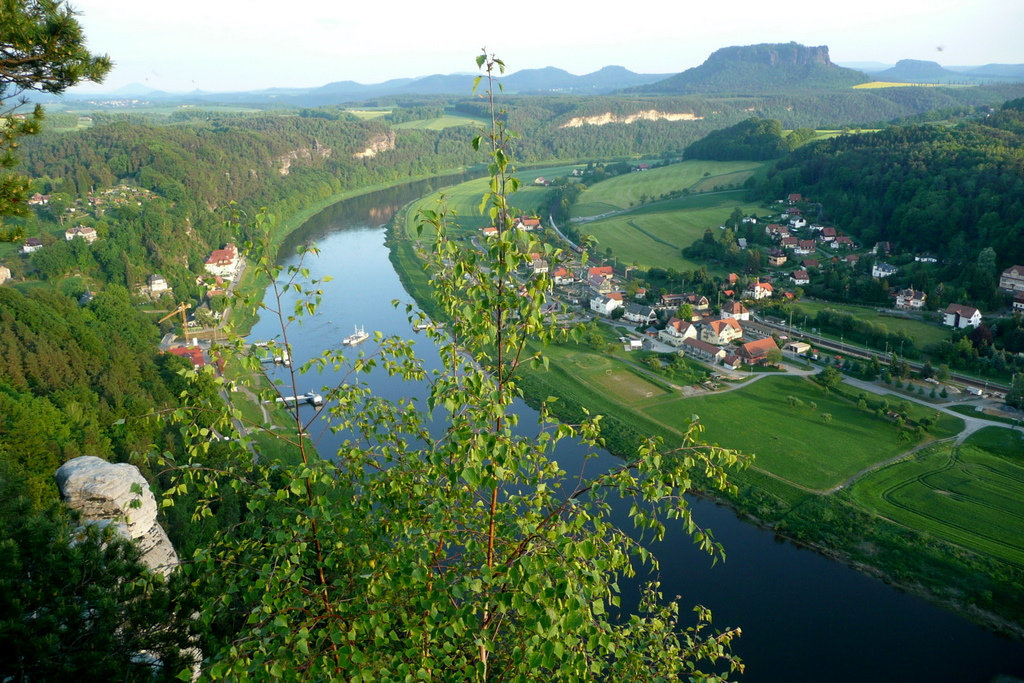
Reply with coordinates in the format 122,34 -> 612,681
681,338 -> 727,364
167,346 -> 206,370
943,304 -> 982,329
204,243 -> 239,278
737,337 -> 779,365
720,301 -> 750,321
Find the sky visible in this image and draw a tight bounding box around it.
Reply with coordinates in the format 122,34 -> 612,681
65,0 -> 1024,94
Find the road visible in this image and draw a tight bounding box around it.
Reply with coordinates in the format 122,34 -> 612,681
752,313 -> 1009,394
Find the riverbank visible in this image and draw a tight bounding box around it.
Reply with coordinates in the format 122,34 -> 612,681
228,165 -> 483,336
382,197 -> 1024,639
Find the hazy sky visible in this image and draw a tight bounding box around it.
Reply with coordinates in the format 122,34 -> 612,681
66,0 -> 1023,93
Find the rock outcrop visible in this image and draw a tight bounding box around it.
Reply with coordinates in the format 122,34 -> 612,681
352,131 -> 396,159
560,109 -> 703,128
55,456 -> 179,577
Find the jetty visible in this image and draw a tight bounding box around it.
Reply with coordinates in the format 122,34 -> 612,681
272,391 -> 323,407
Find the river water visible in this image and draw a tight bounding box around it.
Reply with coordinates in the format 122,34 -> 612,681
248,177 -> 1024,682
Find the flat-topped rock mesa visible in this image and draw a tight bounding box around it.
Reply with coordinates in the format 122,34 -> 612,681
636,42 -> 871,94
55,456 -> 179,577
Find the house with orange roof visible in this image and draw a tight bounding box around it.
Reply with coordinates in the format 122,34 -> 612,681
737,337 -> 779,365
743,281 -> 773,300
700,318 -> 743,346
552,266 -> 573,286
658,317 -> 697,347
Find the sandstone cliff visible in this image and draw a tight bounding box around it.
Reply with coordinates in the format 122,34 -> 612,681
55,456 -> 179,577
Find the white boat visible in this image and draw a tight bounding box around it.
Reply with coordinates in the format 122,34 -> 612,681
342,325 -> 369,346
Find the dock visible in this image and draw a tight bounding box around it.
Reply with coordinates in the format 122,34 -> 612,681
272,391 -> 323,407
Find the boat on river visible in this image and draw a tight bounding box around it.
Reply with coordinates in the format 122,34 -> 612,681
342,325 -> 369,346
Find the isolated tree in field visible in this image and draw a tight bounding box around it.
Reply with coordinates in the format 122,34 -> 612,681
164,53 -> 747,679
816,365 -> 842,391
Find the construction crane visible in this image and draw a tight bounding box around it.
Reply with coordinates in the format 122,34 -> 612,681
158,302 -> 191,342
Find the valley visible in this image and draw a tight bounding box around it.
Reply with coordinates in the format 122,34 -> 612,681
4,20 -> 1024,678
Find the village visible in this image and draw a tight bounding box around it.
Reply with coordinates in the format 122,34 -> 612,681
472,186 -> 1024,400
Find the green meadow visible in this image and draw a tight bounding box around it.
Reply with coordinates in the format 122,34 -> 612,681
570,160 -> 764,218
394,115 -> 487,130
643,375 -> 949,490
403,165 -> 580,239
847,427 -> 1024,566
579,191 -> 763,272
789,300 -> 950,348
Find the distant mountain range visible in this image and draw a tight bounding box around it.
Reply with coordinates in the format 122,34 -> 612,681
861,59 -> 1024,84
56,43 -> 1024,107
59,66 -> 672,106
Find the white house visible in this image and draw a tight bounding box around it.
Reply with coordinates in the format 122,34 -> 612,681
65,225 -> 98,243
1000,265 -> 1024,293
943,304 -> 982,329
590,294 -> 622,317
552,266 -> 574,286
743,282 -> 774,300
204,243 -> 239,278
895,288 -> 926,310
622,303 -> 657,326
719,301 -> 750,321
872,262 -> 898,279
20,237 -> 43,254
658,318 -> 697,347
148,274 -> 170,295
700,318 -> 743,346
791,270 -> 810,286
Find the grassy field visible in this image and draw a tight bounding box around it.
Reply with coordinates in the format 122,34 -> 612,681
578,191 -> 763,272
689,169 -> 760,193
345,108 -> 392,119
789,300 -> 950,348
570,160 -> 765,218
853,82 -> 962,89
402,165 -> 579,239
643,375 -> 939,490
847,428 -> 1024,566
394,115 -> 486,130
539,344 -> 674,409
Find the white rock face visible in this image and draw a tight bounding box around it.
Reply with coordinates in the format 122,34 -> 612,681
55,456 -> 179,577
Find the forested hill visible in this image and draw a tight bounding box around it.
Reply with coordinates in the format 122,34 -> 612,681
761,100 -> 1024,267
683,117 -> 813,161
635,42 -> 870,94
0,285 -> 215,509
15,112 -> 485,296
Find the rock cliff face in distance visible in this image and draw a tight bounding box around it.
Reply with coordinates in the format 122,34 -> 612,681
55,456 -> 179,577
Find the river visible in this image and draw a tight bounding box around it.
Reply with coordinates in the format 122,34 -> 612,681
247,177 -> 1024,682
